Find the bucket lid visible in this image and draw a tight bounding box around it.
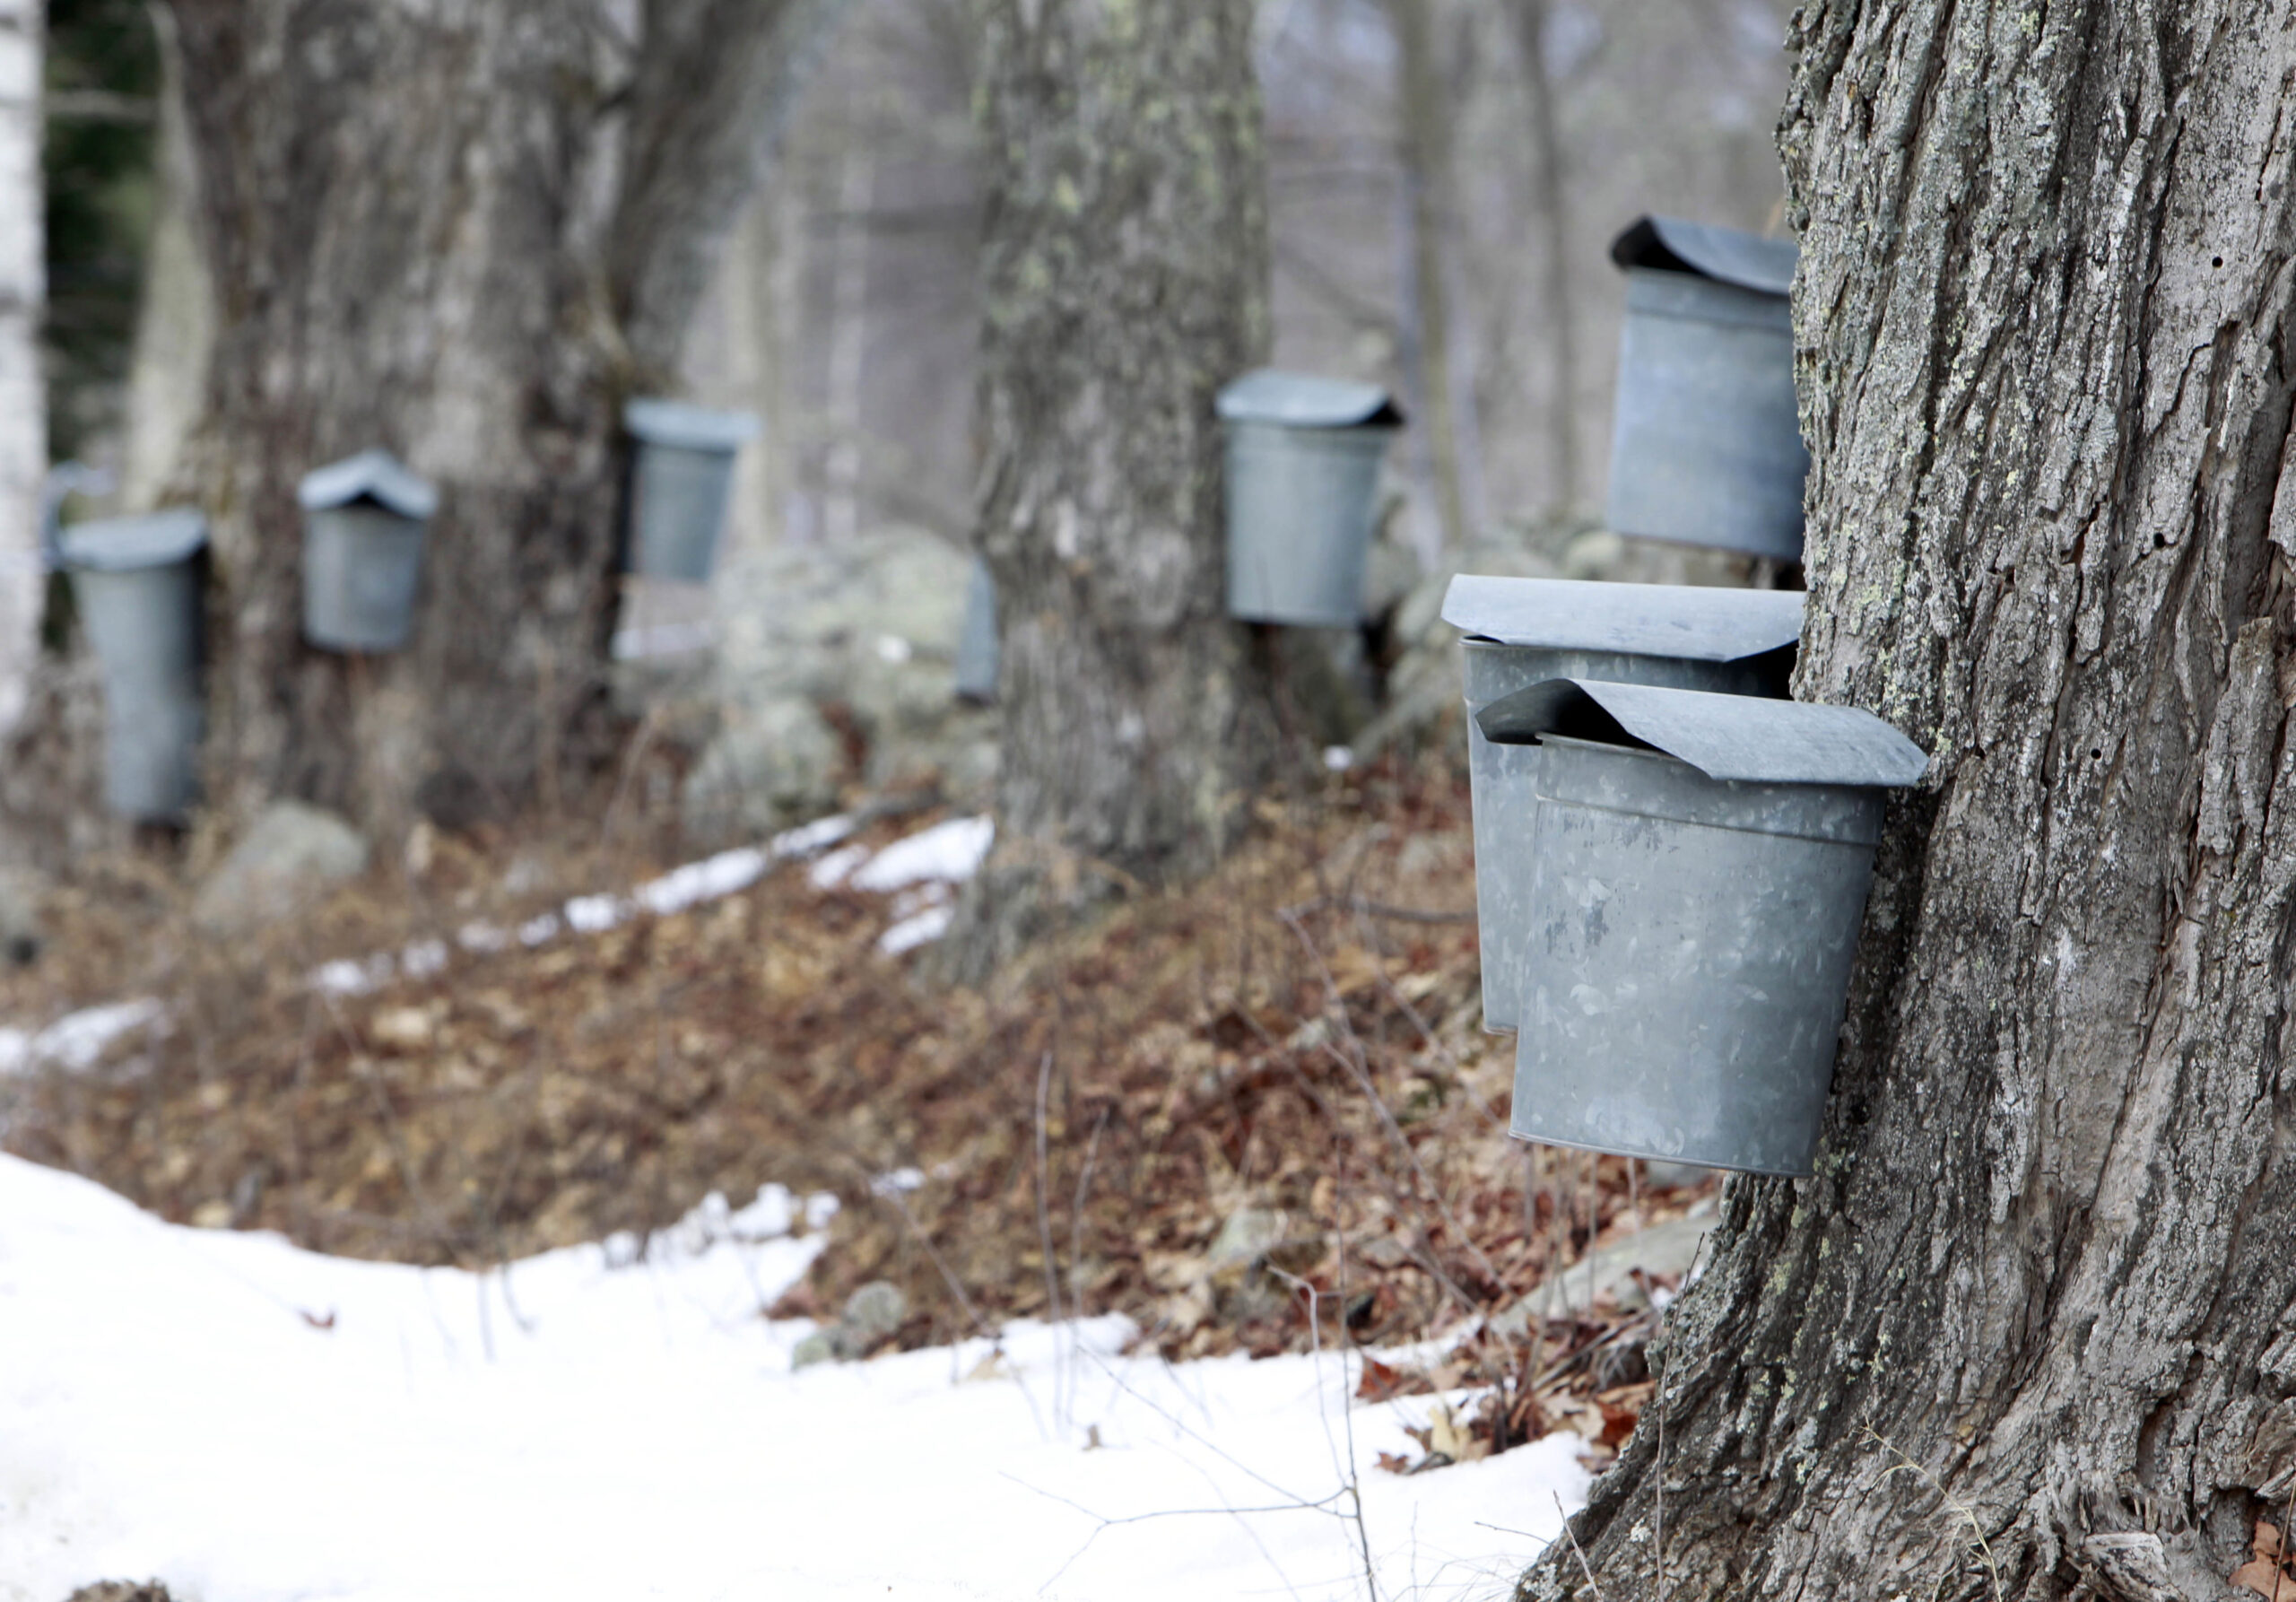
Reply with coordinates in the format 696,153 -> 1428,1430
1610,216 -> 1796,298
1478,677 -> 1927,788
297,448 -> 439,518
56,507 -> 208,571
623,398 -> 762,452
1216,369 -> 1404,429
1442,575 -> 1804,663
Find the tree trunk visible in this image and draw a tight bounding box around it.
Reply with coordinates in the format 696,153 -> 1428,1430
123,0 -> 839,840
118,5 -> 209,518
0,0 -> 42,741
1519,4 -> 2296,1600
1509,0 -> 1577,514
946,0 -> 1274,981
1389,0 -> 1466,550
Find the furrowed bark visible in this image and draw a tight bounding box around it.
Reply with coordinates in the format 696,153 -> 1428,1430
946,0 -> 1276,980
1520,4 -> 2296,1599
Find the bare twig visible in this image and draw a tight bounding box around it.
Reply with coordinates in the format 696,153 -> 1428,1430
1556,1493 -> 1611,1601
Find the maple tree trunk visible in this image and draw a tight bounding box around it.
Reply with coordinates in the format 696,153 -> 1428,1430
38,0 -> 839,840
1520,4 -> 2296,1600
946,0 -> 1275,980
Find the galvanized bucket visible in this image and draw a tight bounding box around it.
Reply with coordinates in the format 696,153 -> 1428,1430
58,508 -> 209,821
1603,216 -> 1808,562
1219,370 -> 1402,628
299,448 -> 437,652
623,399 -> 761,582
955,558 -> 998,701
1442,575 -> 1804,1033
1478,678 -> 1926,1176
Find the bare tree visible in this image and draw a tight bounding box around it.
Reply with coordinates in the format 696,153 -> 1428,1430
0,0 -> 42,739
1387,0 -> 1465,549
947,0 -> 1275,979
1508,0 -> 1577,512
77,0 -> 846,839
1520,3 -> 2296,1598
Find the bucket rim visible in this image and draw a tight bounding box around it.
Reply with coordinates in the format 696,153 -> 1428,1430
57,507 -> 208,571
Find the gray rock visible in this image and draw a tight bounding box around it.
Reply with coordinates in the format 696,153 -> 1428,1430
193,801 -> 370,933
0,861 -> 43,965
1496,1214 -> 1718,1330
841,1280 -> 909,1345
790,1329 -> 839,1370
699,524 -> 1001,814
679,696 -> 845,843
1206,1206 -> 1294,1276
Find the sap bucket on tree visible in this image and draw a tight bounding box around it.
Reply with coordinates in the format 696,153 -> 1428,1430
298,448 -> 437,652
1604,215 -> 1809,562
1442,574 -> 1803,1034
1218,370 -> 1402,628
57,508 -> 208,821
1477,679 -> 1926,1176
622,399 -> 761,582
955,557 -> 998,701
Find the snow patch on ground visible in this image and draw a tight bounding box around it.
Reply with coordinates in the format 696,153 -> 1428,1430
848,814 -> 994,893
0,1154 -> 1587,1600
0,997 -> 165,1078
4,814 -> 868,1064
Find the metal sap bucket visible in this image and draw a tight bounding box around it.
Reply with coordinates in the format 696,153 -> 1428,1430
1219,370 -> 1402,628
1604,216 -> 1808,562
57,508 -> 209,821
1479,678 -> 1926,1176
299,448 -> 437,652
623,399 -> 761,582
1443,574 -> 1804,1033
955,558 -> 998,701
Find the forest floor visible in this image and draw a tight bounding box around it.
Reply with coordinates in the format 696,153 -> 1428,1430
0,742 -> 1716,1483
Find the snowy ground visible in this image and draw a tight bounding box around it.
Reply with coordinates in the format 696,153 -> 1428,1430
0,1154 -> 1587,1602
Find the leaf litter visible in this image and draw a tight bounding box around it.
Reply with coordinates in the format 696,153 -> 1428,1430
0,747 -> 1713,1474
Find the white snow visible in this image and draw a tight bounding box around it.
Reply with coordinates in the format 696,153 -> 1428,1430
0,1154 -> 1589,1601
807,842 -> 872,889
0,997 -> 164,1076
879,902 -> 955,954
848,814 -> 994,893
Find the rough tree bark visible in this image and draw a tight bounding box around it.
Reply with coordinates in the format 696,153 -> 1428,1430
1520,4 -> 2296,1600
0,0 -> 42,741
118,0 -> 840,838
946,0 -> 1274,981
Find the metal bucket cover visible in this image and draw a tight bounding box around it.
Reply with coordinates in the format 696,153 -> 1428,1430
1475,677 -> 1928,789
623,398 -> 761,455
1610,215 -> 1796,297
1441,575 -> 1803,664
1216,369 -> 1403,430
297,448 -> 438,520
57,508 -> 207,572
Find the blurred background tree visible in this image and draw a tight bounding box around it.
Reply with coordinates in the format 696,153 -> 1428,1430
5,0 -> 1796,864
